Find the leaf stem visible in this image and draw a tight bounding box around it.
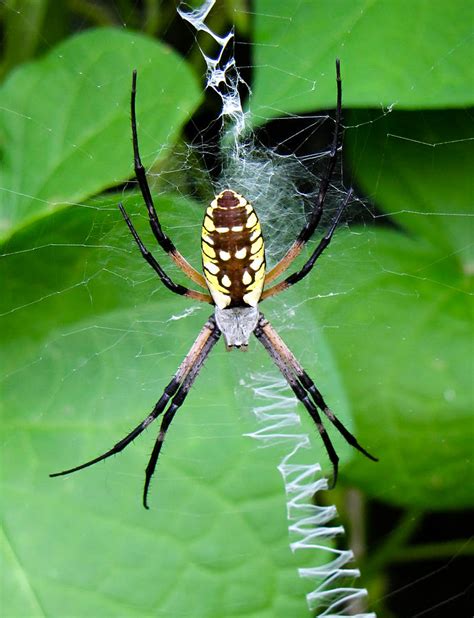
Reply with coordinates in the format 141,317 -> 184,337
365,509 -> 422,576
392,537 -> 474,562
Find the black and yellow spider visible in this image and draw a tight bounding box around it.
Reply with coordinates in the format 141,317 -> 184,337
51,60 -> 377,508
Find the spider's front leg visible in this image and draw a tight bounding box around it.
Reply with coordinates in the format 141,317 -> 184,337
265,58 -> 343,285
130,70 -> 207,289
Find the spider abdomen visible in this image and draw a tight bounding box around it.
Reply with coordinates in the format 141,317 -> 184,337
201,190 -> 266,309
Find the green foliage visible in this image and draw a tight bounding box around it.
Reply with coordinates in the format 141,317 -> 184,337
251,0 -> 474,116
1,2 -> 472,617
0,28 -> 202,235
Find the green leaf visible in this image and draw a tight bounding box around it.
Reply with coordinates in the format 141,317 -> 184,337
0,28 -> 202,238
345,108 -> 474,267
0,26 -> 339,615
1,196 -> 345,617
326,106 -> 472,508
304,226 -> 472,509
251,0 -> 474,119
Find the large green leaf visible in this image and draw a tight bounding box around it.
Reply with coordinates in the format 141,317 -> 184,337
0,28 -> 202,237
303,226 -> 472,509
323,106 -> 473,507
251,0 -> 474,118
1,26 -> 352,617
1,196 -> 352,617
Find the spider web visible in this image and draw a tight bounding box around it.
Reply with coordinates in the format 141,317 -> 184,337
178,3 -> 376,615
0,2 -> 472,618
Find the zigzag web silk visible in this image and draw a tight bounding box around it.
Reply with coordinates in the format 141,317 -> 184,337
178,2 -> 376,615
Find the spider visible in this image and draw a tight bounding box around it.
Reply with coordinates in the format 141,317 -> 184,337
51,59 -> 377,508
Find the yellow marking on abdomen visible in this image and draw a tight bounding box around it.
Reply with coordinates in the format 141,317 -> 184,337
246,212 -> 257,228
202,233 -> 214,245
205,272 -> 230,294
204,261 -> 219,275
242,271 -> 252,285
212,289 -> 231,309
204,216 -> 215,231
250,236 -> 263,254
250,256 -> 264,271
202,243 -> 216,258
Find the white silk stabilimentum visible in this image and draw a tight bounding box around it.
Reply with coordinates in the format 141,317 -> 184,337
178,2 -> 376,615
245,374 -> 376,616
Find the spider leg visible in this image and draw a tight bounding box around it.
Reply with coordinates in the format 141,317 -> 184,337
130,70 -> 207,289
254,314 -> 340,487
265,59 -> 343,285
261,188 -> 353,301
142,323 -> 221,508
257,316 -> 377,463
50,317 -> 220,488
119,202 -> 212,303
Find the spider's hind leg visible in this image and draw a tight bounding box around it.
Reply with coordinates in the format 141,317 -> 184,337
254,315 -> 340,486
50,316 -> 221,509
297,370 -> 378,462
142,321 -> 221,508
254,314 -> 377,486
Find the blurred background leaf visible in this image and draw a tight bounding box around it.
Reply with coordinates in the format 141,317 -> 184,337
251,0 -> 474,117
0,28 -> 202,236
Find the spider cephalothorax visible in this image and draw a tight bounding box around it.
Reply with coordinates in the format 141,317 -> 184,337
51,61 -> 377,508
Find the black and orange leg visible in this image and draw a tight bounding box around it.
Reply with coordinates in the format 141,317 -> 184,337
261,188 -> 353,301
254,314 -> 377,486
50,317 -> 221,503
142,321 -> 221,508
254,314 -> 340,486
119,203 -> 211,303
130,70 -> 207,289
256,316 -> 377,463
